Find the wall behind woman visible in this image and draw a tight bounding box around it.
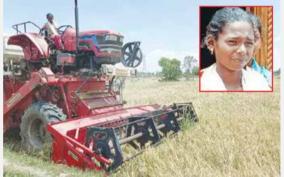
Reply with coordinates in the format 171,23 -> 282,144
246,6 -> 273,71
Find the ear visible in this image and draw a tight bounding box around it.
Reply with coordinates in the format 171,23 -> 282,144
206,35 -> 215,52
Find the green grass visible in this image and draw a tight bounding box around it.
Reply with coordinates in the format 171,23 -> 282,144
4,76 -> 280,177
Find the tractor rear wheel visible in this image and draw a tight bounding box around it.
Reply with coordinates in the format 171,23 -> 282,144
20,102 -> 66,151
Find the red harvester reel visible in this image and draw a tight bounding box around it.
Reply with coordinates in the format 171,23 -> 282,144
48,103 -> 198,172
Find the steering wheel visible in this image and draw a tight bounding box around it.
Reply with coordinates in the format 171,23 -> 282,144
38,25 -> 73,36
57,25 -> 73,35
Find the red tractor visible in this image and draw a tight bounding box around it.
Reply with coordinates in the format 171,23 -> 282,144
4,1 -> 198,172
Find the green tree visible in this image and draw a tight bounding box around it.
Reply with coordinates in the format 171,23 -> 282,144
183,56 -> 198,80
183,56 -> 196,73
191,66 -> 199,75
158,57 -> 182,81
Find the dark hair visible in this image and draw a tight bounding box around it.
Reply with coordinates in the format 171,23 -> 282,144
249,13 -> 262,34
204,7 -> 253,46
46,13 -> 54,19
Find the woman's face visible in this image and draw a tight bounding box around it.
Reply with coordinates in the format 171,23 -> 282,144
212,21 -> 255,71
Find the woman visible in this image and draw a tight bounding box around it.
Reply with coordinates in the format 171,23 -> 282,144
200,7 -> 270,91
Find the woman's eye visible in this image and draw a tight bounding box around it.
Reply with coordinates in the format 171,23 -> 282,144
227,40 -> 237,45
245,42 -> 254,47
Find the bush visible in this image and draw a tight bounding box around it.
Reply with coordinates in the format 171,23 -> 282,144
158,57 -> 182,81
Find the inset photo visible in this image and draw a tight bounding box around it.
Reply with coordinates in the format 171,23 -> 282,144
199,6 -> 273,92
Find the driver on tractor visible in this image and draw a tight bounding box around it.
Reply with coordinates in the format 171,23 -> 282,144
41,13 -> 64,50
42,13 -> 59,36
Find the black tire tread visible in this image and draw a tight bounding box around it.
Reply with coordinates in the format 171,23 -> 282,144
20,102 -> 66,151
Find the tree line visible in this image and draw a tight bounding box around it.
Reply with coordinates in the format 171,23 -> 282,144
158,56 -> 198,81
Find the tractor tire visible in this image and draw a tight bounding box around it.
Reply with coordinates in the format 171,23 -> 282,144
20,102 -> 66,152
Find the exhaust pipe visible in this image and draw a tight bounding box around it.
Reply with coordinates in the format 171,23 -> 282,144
74,0 -> 79,53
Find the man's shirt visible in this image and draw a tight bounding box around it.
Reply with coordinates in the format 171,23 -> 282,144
43,21 -> 59,36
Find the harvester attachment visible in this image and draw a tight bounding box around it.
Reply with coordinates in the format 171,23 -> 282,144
47,103 -> 198,172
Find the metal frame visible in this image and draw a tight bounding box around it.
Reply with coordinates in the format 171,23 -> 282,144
47,103 -> 198,172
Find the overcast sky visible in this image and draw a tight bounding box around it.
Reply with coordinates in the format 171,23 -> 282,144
4,0 -> 281,72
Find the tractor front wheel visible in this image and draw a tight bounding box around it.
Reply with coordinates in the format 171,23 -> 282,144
20,102 -> 66,152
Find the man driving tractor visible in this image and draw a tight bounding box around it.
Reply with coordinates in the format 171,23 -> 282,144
42,13 -> 59,36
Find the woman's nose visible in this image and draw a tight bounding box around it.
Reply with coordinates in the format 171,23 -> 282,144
236,44 -> 246,55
